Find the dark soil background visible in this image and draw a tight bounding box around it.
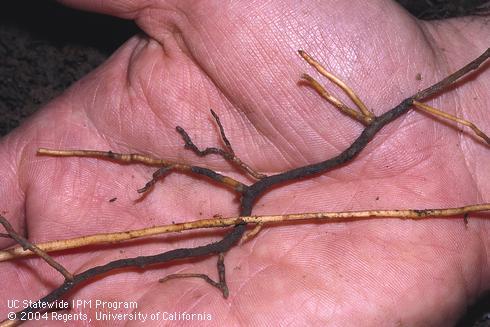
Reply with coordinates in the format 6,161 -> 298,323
0,0 -> 489,326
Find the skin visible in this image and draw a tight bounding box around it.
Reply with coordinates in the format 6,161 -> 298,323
0,0 -> 489,325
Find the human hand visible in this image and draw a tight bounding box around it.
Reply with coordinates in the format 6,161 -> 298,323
0,0 -> 489,325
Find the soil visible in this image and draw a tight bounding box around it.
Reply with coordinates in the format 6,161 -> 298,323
0,0 -> 489,326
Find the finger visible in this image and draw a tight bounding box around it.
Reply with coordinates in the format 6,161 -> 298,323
57,0 -> 147,19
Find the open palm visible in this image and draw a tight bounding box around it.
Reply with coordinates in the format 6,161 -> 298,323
1,0 -> 489,325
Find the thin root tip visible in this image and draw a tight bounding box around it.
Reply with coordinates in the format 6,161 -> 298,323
210,109 -> 219,119
298,49 -> 308,58
301,73 -> 313,81
298,49 -> 313,60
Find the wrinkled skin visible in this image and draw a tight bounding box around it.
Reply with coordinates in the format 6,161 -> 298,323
0,0 -> 489,325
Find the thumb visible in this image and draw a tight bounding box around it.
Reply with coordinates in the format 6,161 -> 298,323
0,133 -> 27,247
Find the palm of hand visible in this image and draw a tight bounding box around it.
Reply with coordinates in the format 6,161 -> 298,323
0,0 -> 489,325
